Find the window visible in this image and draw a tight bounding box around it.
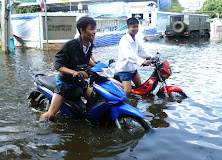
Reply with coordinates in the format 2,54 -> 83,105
171,16 -> 183,23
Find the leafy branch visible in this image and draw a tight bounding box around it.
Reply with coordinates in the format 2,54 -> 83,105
199,0 -> 222,18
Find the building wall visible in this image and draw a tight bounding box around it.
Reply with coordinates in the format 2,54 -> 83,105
211,18 -> 222,32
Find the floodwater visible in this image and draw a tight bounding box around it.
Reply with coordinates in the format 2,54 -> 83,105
0,33 -> 222,160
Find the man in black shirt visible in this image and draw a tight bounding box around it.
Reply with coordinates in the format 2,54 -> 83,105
40,16 -> 96,120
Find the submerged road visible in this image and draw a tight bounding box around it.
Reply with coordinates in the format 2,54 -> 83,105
0,34 -> 222,160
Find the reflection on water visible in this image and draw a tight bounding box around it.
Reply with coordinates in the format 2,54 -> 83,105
126,94 -> 170,128
1,34 -> 222,159
148,104 -> 169,128
165,36 -> 211,47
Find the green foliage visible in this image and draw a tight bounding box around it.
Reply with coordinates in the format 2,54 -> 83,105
199,0 -> 222,18
163,2 -> 184,13
11,3 -> 41,14
11,3 -> 52,14
171,0 -> 179,3
1,2 -> 52,14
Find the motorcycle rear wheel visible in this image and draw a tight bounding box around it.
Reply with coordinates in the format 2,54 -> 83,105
39,96 -> 51,112
30,93 -> 50,112
117,115 -> 151,133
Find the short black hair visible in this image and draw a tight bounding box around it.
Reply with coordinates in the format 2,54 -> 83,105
77,16 -> 96,34
127,17 -> 139,27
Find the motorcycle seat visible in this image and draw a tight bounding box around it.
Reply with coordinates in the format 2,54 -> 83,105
38,75 -> 56,91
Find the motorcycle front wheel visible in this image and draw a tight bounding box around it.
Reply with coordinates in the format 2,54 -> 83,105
117,115 -> 151,133
169,91 -> 187,99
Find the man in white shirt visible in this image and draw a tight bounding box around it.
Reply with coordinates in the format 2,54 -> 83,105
115,17 -> 156,96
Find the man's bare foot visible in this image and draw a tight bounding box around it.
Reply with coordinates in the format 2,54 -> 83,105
40,112 -> 55,120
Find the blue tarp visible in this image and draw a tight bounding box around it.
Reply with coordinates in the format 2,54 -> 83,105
94,33 -> 125,47
88,2 -> 130,19
11,13 -> 41,48
142,28 -> 157,35
11,13 -> 39,20
156,13 -> 171,32
115,24 -> 127,31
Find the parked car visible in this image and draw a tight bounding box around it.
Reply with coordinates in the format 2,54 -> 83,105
165,14 -> 210,38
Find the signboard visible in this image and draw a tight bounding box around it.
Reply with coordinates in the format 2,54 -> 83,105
42,16 -> 77,40
132,14 -> 143,20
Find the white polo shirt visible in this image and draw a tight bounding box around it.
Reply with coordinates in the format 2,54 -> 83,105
115,33 -> 153,72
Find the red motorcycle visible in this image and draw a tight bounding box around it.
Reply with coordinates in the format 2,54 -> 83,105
107,54 -> 187,99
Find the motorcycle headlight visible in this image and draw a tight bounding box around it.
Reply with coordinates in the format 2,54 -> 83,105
95,68 -> 115,78
103,68 -> 115,78
96,71 -> 107,77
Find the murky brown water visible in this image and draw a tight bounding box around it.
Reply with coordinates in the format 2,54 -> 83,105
0,33 -> 222,160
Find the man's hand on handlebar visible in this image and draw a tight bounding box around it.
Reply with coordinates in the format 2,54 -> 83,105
142,60 -> 151,66
143,56 -> 159,66
73,71 -> 88,79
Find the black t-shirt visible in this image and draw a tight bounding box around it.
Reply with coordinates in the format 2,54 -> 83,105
54,36 -> 93,85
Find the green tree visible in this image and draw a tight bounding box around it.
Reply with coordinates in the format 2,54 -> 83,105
1,2 -> 40,14
163,1 -> 184,13
199,0 -> 222,18
171,0 -> 180,3
11,3 -> 42,14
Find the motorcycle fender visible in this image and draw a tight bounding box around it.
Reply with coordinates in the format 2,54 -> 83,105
27,90 -> 41,100
131,77 -> 157,95
59,104 -> 79,119
110,103 -> 145,121
38,85 -> 53,100
89,103 -> 111,123
159,86 -> 183,95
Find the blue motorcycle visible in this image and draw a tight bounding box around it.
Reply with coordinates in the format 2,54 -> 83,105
27,62 -> 151,133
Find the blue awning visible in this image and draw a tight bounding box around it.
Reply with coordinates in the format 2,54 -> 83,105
88,2 -> 130,19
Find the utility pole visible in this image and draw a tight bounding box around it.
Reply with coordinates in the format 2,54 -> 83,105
157,0 -> 159,10
1,0 -> 11,54
44,0 -> 49,51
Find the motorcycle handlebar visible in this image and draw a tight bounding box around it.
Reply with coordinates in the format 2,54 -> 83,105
150,58 -> 159,64
73,70 -> 93,79
73,63 -> 108,84
142,57 -> 159,67
73,65 -> 93,80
